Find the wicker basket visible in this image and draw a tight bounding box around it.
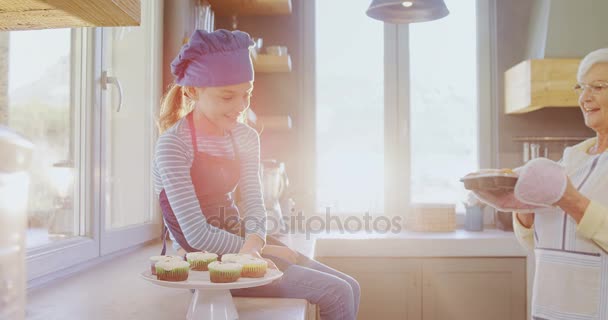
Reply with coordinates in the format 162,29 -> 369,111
407,204 -> 456,232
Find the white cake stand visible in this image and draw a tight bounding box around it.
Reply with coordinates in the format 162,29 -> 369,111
141,268 -> 283,320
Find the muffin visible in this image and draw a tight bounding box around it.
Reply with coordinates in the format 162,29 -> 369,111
208,261 -> 242,283
155,260 -> 190,282
221,253 -> 254,263
149,255 -> 184,275
239,258 -> 268,278
186,252 -> 218,271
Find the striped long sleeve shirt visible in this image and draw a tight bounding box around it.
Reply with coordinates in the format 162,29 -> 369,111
153,117 -> 267,254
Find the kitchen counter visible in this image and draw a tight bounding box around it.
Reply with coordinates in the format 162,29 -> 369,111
26,241 -> 317,320
274,228 -> 527,258
27,228 -> 529,320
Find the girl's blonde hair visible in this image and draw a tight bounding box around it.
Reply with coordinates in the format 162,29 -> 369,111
157,83 -> 195,134
157,83 -> 252,134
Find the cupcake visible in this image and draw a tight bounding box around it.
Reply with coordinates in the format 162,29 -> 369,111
239,258 -> 268,278
208,261 -> 242,283
149,255 -> 184,275
186,252 -> 218,271
221,253 -> 254,263
155,260 -> 190,282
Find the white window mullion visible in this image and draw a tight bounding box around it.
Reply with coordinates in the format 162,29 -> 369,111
385,23 -> 411,217
477,0 -> 498,169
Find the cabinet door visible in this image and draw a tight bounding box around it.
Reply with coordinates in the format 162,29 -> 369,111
317,257 -> 422,320
422,258 -> 526,320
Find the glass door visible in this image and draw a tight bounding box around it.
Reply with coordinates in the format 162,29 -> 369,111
99,0 -> 163,255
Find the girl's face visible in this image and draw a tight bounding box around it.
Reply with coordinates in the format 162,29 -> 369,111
194,81 -> 253,132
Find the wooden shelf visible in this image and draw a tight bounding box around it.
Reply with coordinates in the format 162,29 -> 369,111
505,59 -> 580,114
251,50 -> 292,73
246,110 -> 291,132
208,0 -> 291,17
0,0 -> 140,31
257,115 -> 292,131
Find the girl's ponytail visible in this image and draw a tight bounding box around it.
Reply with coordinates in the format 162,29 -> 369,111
157,84 -> 194,134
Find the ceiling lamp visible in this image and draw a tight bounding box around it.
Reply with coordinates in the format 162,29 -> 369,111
366,0 -> 450,24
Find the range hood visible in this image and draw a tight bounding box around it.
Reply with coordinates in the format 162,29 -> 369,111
505,0 -> 608,114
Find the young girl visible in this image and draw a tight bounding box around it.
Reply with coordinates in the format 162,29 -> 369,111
153,29 -> 359,320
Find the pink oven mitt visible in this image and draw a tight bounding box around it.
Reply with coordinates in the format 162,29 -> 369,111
472,189 -> 538,213
514,158 -> 567,207
472,158 -> 567,212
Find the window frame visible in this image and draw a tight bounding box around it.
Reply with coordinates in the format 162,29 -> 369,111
26,27 -> 100,283
304,0 -> 497,217
25,0 -> 164,284
97,0 -> 163,257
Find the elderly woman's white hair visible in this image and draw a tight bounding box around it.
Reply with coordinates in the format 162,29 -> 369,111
577,48 -> 608,82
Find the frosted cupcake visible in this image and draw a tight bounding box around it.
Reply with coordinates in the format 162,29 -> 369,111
221,253 -> 254,263
208,261 -> 242,283
155,260 -> 190,282
186,252 -> 218,271
239,258 -> 268,278
149,255 -> 184,275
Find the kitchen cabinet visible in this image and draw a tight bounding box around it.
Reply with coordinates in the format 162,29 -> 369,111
317,257 -> 526,320
208,0 -> 292,16
0,0 -> 140,31
422,258 -> 526,320
505,59 -> 580,114
318,257 -> 422,320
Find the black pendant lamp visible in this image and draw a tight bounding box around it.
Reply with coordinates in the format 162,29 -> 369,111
366,0 -> 449,24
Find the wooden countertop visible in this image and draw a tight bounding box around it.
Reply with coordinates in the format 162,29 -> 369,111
26,241 -> 316,320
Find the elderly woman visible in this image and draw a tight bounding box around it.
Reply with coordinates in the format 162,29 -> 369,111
475,48 -> 608,320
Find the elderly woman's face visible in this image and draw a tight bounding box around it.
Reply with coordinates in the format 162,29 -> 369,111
579,63 -> 608,133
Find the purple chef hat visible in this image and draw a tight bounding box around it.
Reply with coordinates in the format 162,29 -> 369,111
170,29 -> 255,87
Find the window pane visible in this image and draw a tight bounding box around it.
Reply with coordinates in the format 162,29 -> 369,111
409,0 -> 478,210
2,29 -> 79,248
103,7 -> 154,229
315,0 -> 384,214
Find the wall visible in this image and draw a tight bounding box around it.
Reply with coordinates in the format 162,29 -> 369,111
495,0 -> 595,169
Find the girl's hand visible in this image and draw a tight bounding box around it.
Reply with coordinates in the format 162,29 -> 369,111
238,249 -> 278,269
262,245 -> 299,264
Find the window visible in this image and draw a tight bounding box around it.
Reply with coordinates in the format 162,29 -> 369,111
1,0 -> 164,282
312,0 -> 492,215
409,0 -> 481,211
315,0 -> 385,214
4,29 -> 82,249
